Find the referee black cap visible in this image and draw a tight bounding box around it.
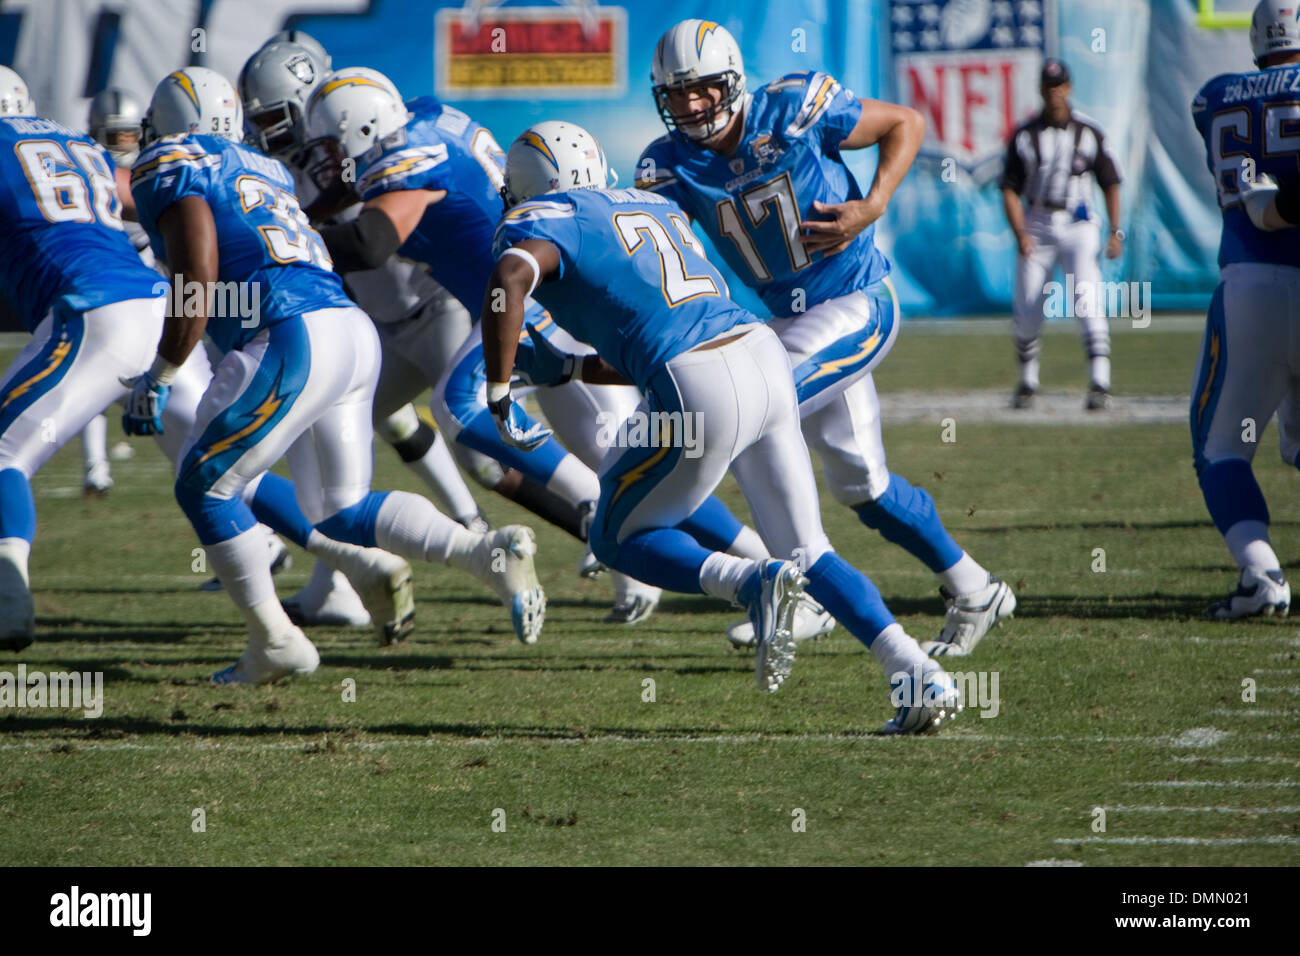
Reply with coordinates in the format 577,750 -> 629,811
1040,58 -> 1070,87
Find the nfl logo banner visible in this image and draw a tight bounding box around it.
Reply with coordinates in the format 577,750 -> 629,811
436,0 -> 627,99
890,0 -> 1058,182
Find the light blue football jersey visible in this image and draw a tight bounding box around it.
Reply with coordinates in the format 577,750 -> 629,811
492,187 -> 754,389
1193,64 -> 1300,269
637,71 -> 889,317
355,96 -> 510,315
131,133 -> 351,354
0,117 -> 163,331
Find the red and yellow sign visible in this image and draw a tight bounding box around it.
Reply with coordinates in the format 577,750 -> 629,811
436,3 -> 627,99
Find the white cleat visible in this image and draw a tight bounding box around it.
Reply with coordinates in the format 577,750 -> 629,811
1209,568 -> 1290,620
211,627 -> 320,685
740,560 -> 806,693
282,565 -> 372,629
470,526 -> 546,644
331,546 -> 416,646
82,460 -> 113,497
577,548 -> 606,580
0,556 -> 34,653
727,592 -> 834,649
604,573 -> 660,624
880,658 -> 962,735
920,575 -> 1016,658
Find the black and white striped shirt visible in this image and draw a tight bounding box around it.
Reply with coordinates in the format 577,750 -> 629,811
1000,109 -> 1121,211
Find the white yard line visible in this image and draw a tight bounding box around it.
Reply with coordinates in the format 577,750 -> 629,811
1054,836 -> 1300,846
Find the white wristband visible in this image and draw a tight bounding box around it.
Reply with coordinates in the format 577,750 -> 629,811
149,355 -> 181,386
487,381 -> 511,403
499,247 -> 541,295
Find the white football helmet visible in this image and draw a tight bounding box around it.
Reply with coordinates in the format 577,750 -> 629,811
239,40 -> 328,157
1251,0 -> 1300,64
651,19 -> 746,141
503,121 -> 614,207
303,67 -> 409,159
88,87 -> 144,168
0,65 -> 33,116
143,67 -> 243,144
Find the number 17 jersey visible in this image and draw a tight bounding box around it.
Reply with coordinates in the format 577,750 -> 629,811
637,71 -> 889,318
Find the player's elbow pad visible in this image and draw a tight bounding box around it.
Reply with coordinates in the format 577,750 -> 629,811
320,207 -> 401,272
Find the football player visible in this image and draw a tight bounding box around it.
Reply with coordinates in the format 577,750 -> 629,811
240,36 -> 491,628
301,67 -> 772,624
1189,0 -> 1300,618
485,121 -> 960,732
636,20 -> 1015,657
0,67 -> 168,650
128,67 -> 545,682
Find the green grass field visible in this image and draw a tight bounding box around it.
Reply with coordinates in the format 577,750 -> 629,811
2,320 -> 1298,866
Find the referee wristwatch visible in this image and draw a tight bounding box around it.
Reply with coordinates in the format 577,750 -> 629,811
1109,228 -> 1126,240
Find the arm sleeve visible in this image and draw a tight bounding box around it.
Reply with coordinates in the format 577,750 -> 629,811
1091,128 -> 1122,189
998,132 -> 1026,193
319,205 -> 403,272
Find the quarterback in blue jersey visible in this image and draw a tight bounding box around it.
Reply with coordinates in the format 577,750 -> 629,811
0,68 -> 168,651
484,121 -> 960,732
302,68 -> 771,624
636,20 -> 1015,657
1188,0 -> 1300,619
128,67 -> 545,682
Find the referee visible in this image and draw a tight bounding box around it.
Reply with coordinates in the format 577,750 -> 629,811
1000,58 -> 1124,410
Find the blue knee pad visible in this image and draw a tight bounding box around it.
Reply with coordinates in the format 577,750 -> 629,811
175,478 -> 258,546
594,526 -> 708,595
1198,458 -> 1269,535
678,495 -> 746,553
249,473 -> 314,549
0,468 -> 36,542
853,472 -> 963,574
315,491 -> 391,550
804,551 -> 895,648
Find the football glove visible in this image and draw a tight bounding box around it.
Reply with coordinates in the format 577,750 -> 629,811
488,390 -> 553,451
514,324 -> 579,387
119,370 -> 171,436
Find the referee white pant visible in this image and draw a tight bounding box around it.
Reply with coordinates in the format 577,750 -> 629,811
1012,208 -> 1110,381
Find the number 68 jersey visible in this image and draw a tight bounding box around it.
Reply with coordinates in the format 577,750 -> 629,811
1193,64 -> 1300,270
131,133 -> 352,354
636,71 -> 889,318
0,117 -> 162,331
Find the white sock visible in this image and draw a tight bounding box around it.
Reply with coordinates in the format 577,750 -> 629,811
1089,355 -> 1111,390
938,552 -> 990,597
0,538 -> 31,586
699,552 -> 757,602
409,431 -> 481,523
727,524 -> 770,561
1021,356 -> 1040,390
1224,520 -> 1281,575
869,621 -> 929,677
81,414 -> 107,468
545,454 -> 600,509
372,490 -> 477,565
205,530 -> 287,636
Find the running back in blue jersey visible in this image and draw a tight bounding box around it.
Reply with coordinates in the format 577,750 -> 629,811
1193,64 -> 1300,269
0,117 -> 163,331
492,188 -> 753,389
355,96 -> 509,314
131,133 -> 352,354
637,71 -> 889,318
